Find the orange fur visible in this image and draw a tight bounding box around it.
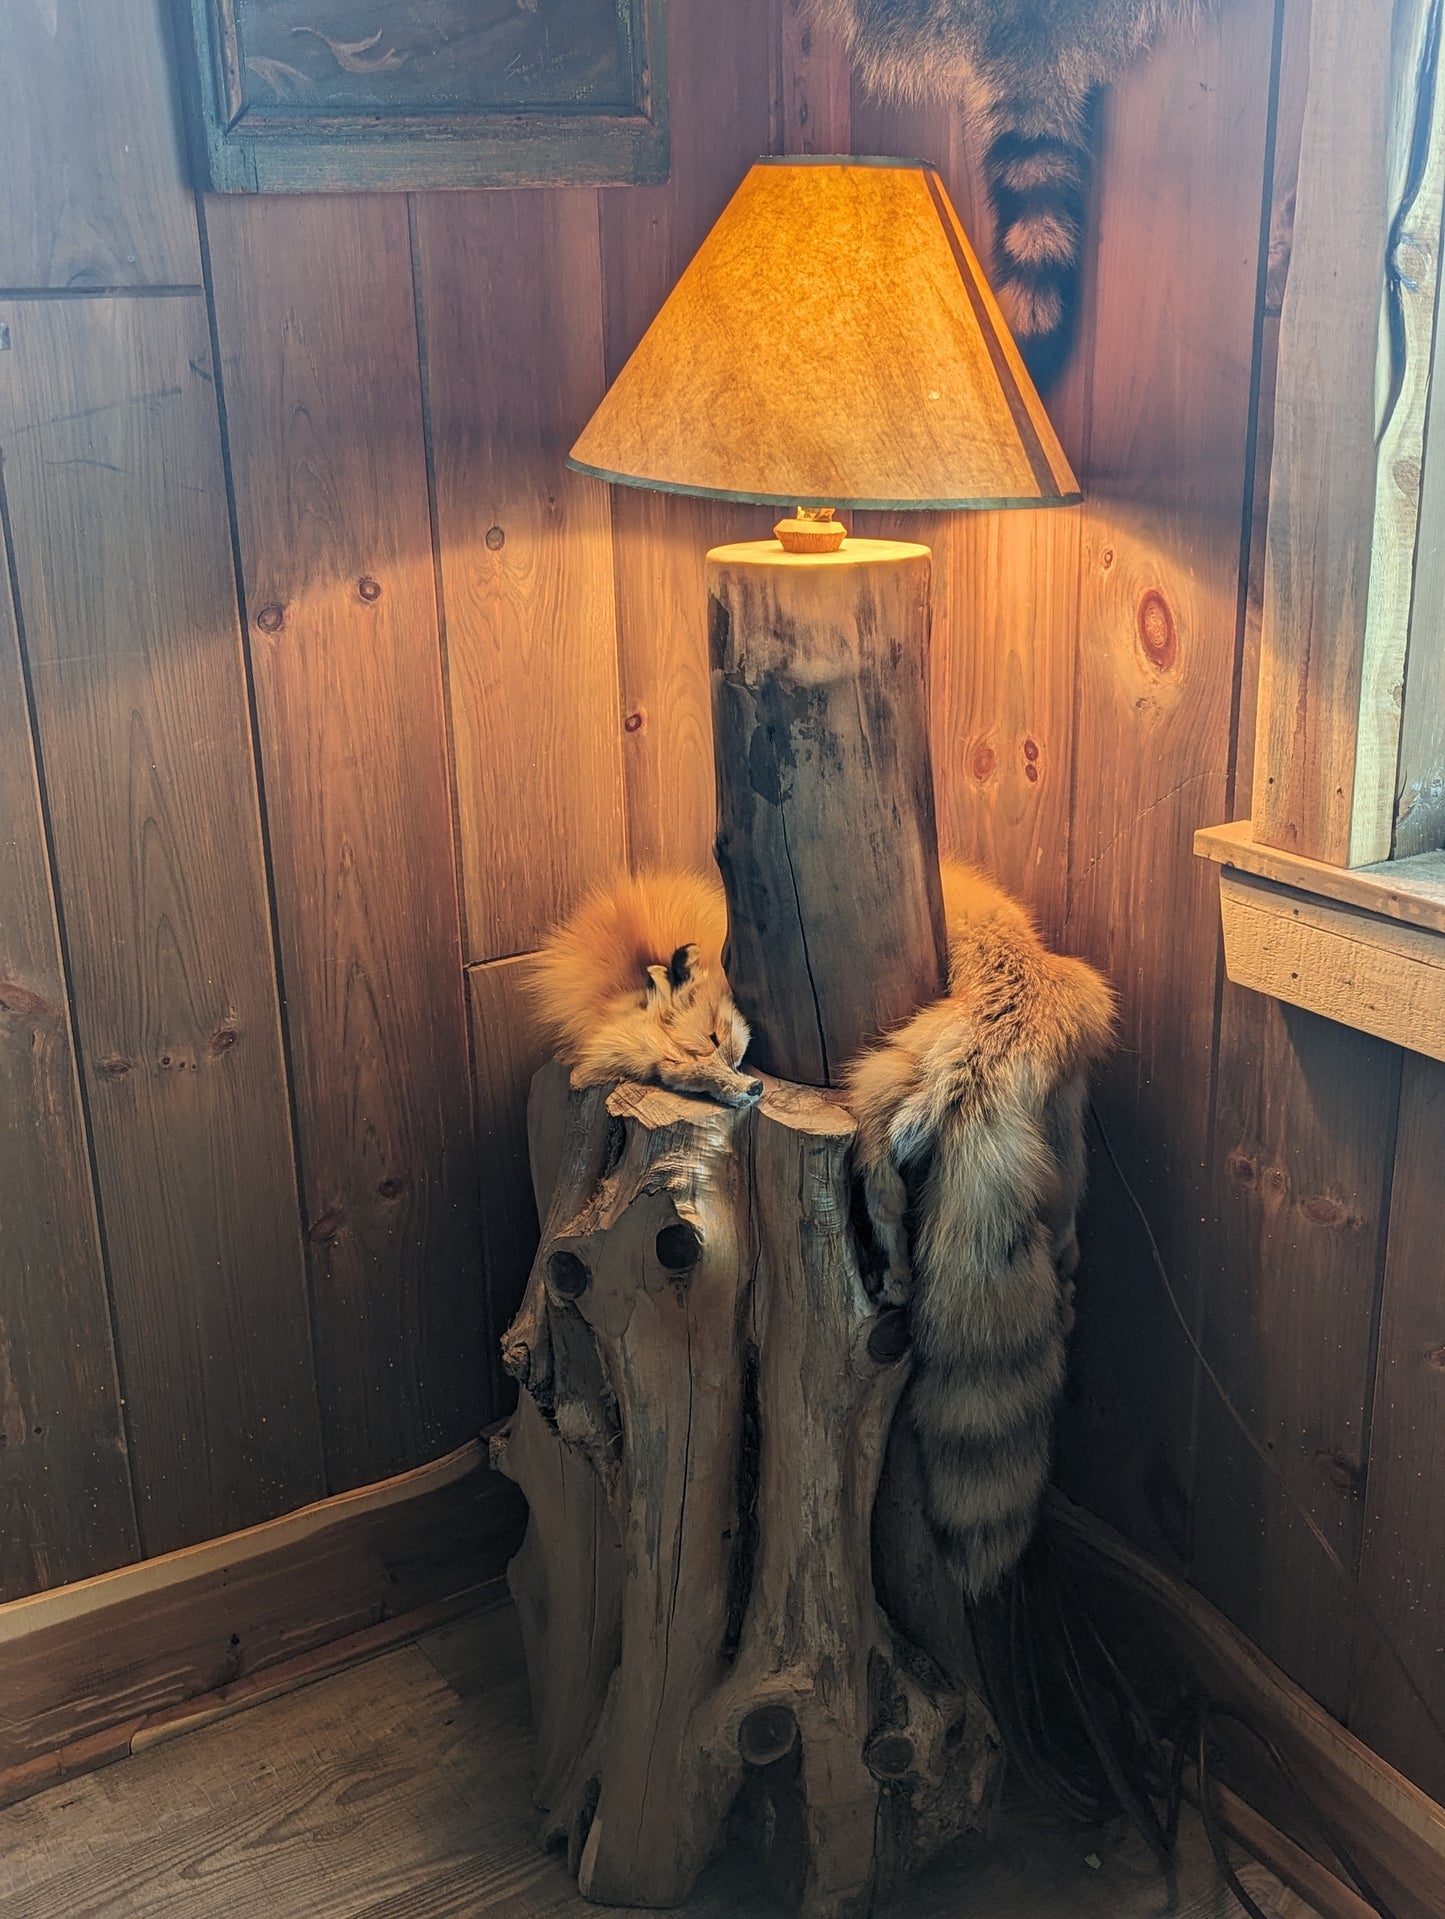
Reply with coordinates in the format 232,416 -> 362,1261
526,870 -> 761,1108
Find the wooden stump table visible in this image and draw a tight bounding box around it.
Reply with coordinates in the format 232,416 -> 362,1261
491,1061 -> 1003,1917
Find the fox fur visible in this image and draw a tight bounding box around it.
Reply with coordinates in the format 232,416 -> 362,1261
813,0 -> 1209,387
847,858 -> 1115,1597
526,869 -> 763,1108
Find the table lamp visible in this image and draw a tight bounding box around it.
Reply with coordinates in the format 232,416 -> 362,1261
569,156 -> 1080,1086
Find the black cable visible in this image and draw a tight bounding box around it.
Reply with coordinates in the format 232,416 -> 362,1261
1200,1703 -> 1398,1919
1196,1708 -> 1276,1919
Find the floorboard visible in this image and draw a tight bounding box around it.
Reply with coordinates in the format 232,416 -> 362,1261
0,1603 -> 1314,1918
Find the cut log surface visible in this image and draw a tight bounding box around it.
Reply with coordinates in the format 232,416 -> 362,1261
493,1062 -> 1001,1917
707,542 -> 949,1087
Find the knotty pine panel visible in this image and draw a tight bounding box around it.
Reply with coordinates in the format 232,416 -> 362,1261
0,0 -> 199,291
1053,1 -> 1279,1564
466,958 -> 550,1390
1350,1052 -> 1445,1801
0,294 -> 324,1552
1194,991 -> 1399,1716
0,488 -> 137,1600
413,189 -> 625,959
204,196 -> 485,1490
601,0 -> 779,872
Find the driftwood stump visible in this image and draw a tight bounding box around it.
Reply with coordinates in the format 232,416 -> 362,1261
492,1062 -> 1002,1917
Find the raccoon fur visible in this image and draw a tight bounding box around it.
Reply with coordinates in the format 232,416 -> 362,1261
847,858 -> 1114,1597
815,0 -> 1209,386
526,869 -> 763,1108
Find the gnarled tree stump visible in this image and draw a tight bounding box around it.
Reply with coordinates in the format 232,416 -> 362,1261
491,1062 -> 1002,1917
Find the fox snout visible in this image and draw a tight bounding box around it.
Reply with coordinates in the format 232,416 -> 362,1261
665,1053 -> 764,1108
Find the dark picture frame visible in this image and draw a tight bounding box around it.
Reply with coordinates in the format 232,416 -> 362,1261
180,0 -> 669,191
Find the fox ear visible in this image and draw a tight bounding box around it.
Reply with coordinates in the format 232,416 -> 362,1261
667,943 -> 698,989
644,963 -> 671,1000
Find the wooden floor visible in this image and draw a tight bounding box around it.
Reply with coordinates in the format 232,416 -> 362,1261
0,1600 -> 1317,1918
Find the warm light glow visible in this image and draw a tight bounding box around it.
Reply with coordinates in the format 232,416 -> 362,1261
568,156 -> 1080,512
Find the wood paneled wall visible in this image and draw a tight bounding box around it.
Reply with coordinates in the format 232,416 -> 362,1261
2,0 -> 1442,1806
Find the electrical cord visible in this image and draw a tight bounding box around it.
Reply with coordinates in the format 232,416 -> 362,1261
968,1543 -> 1401,1918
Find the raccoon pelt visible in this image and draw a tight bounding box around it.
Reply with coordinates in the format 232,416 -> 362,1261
814,0 -> 1209,387
526,869 -> 763,1108
846,858 -> 1114,1598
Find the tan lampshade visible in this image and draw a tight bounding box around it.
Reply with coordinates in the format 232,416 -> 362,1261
568,156 -> 1080,510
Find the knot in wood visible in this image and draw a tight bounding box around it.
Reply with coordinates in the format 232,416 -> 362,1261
737,1704 -> 798,1767
867,1309 -> 911,1366
547,1249 -> 591,1298
864,1731 -> 916,1781
655,1220 -> 703,1272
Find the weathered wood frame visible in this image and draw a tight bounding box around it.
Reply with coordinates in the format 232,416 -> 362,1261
178,0 -> 669,192
1251,0 -> 1445,869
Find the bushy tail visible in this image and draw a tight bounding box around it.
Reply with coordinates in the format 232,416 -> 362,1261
981,100 -> 1094,393
905,1080 -> 1069,1598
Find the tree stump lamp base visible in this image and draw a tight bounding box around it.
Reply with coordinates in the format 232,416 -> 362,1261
707,539 -> 949,1088
492,1063 -> 1003,1918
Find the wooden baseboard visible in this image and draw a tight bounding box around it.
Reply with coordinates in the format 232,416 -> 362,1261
1044,1492 -> 1445,1919
0,1440 -> 526,1807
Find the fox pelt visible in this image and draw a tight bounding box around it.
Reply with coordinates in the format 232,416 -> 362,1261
526,868 -> 763,1108
847,859 -> 1115,1598
813,0 -> 1209,387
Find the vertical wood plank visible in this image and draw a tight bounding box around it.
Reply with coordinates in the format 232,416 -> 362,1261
1350,1052 -> 1445,1801
1393,363 -> 1445,857
1193,994 -> 1399,1714
0,0 -> 199,290
600,0 -> 779,872
778,0 -> 851,155
846,88 -> 1083,945
0,496 -> 138,1600
466,958 -> 549,1397
1052,5 -> 1278,1563
413,190 -> 625,959
1234,0 -> 1311,817
1251,0 -> 1440,865
205,198 -> 486,1490
0,295 -> 325,1552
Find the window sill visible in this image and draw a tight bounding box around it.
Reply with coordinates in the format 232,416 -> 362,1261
1194,822 -> 1445,1062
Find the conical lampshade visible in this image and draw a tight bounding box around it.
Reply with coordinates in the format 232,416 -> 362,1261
568,156 -> 1080,511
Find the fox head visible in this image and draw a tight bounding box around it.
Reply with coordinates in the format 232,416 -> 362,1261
572,943 -> 762,1108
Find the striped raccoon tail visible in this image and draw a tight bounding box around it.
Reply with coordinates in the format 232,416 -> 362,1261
848,1007 -> 1071,1600
905,1094 -> 1069,1600
980,94 -> 1095,393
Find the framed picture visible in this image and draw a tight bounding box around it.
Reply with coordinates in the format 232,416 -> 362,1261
180,0 -> 668,191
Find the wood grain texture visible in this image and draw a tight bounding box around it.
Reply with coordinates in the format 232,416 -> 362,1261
601,0 -> 779,872
1351,1053 -> 1445,1803
1252,0 -> 1440,864
1052,0 -> 1278,1563
0,0 -> 199,290
413,189 -> 625,959
0,1595 -> 1310,1919
709,541 -> 947,1083
204,195 -> 485,1491
0,294 -> 324,1553
1197,820 -> 1445,937
0,483 -> 136,1602
1049,1495 -> 1445,1919
1218,871 -> 1445,1062
0,1444 -> 521,1796
1394,290 -> 1445,856
1192,990 -> 1399,1714
465,957 -> 549,1404
500,1070 -> 998,1913
937,504 -> 1082,946
777,0 -> 851,155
